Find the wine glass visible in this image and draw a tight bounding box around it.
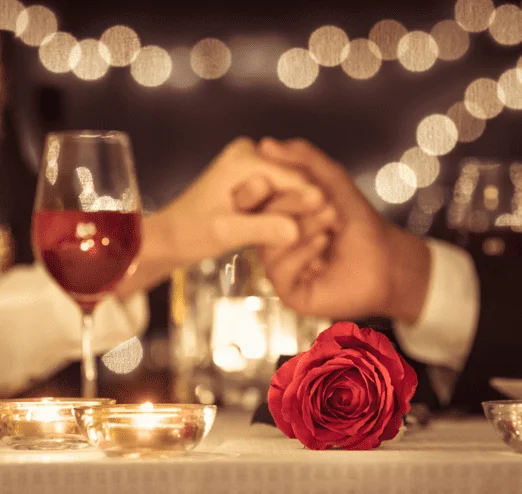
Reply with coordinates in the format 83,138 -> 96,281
447,159 -> 518,255
32,131 -> 142,398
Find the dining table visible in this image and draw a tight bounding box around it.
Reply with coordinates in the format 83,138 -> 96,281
0,410 -> 520,494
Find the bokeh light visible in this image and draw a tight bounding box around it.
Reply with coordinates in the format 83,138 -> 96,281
397,31 -> 438,72
169,46 -> 200,89
464,78 -> 504,119
277,48 -> 319,89
190,38 -> 232,80
340,38 -> 382,80
482,237 -> 506,256
417,185 -> 446,214
407,208 -> 434,236
431,19 -> 470,61
400,146 -> 441,188
308,25 -> 349,67
355,172 -> 389,212
469,210 -> 490,233
483,184 -> 499,211
38,32 -> 78,73
488,4 -> 522,46
447,101 -> 486,143
455,0 -> 495,33
70,39 -> 110,81
452,160 -> 480,207
375,162 -> 417,204
416,114 -> 458,156
15,5 -> 57,47
45,135 -> 59,185
368,19 -> 408,61
228,35 -> 289,86
130,45 -> 172,87
0,0 -> 24,32
100,25 -> 141,67
101,337 -> 144,375
498,68 -> 522,110
510,162 -> 522,187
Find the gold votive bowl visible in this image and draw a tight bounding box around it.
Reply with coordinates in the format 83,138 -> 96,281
75,403 -> 217,458
0,398 -> 115,450
483,400 -> 522,453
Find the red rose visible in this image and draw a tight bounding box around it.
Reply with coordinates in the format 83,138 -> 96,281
268,322 -> 417,450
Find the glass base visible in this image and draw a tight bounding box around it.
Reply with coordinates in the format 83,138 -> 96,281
103,447 -> 193,459
3,435 -> 90,451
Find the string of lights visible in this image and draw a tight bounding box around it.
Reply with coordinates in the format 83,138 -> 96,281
2,0 -> 522,208
2,0 -> 514,87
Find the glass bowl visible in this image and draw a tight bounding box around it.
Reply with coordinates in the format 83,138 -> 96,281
0,398 -> 115,450
482,400 -> 522,452
75,403 -> 217,458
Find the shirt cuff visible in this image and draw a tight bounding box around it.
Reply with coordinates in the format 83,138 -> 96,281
0,264 -> 149,396
394,239 -> 480,372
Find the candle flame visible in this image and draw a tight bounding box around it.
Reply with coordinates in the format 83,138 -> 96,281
27,405 -> 61,423
134,402 -> 157,429
140,402 -> 154,412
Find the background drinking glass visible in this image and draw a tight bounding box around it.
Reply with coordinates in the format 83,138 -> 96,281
447,159 -> 520,256
32,131 -> 142,398
170,249 -> 331,410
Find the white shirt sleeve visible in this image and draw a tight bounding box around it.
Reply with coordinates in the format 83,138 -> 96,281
0,263 -> 149,396
394,239 -> 480,372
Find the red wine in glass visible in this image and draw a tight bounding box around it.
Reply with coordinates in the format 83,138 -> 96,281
32,130 -> 142,398
33,210 -> 141,312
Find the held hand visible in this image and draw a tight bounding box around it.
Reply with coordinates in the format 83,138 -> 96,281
256,138 -> 431,324
157,137 -> 326,265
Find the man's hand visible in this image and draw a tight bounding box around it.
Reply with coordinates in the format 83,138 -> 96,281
256,138 -> 431,324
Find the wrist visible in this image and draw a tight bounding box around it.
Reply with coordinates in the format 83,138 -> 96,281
146,202 -> 188,268
386,226 -> 431,325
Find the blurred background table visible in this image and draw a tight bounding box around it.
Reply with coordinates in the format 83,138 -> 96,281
0,412 -> 520,494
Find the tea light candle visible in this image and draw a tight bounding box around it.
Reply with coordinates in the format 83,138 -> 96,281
0,398 -> 115,450
77,403 -> 217,458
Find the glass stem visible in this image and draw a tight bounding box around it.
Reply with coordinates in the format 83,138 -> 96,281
81,312 -> 97,398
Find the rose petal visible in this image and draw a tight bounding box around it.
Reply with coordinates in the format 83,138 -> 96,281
334,432 -> 382,450
328,370 -> 368,418
298,364 -> 350,433
379,410 -> 404,442
271,353 -> 302,390
354,351 -> 395,437
395,354 -> 418,413
318,367 -> 381,436
323,354 -> 392,439
268,353 -> 304,438
325,324 -> 408,388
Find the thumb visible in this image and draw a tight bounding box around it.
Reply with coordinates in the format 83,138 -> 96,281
212,213 -> 299,251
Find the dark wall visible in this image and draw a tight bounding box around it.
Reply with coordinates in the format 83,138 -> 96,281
7,0 -> 522,224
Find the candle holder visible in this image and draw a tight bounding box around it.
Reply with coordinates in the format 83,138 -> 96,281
75,403 -> 217,458
0,398 -> 115,450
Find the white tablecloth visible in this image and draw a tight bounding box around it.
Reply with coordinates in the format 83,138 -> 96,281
0,412 -> 519,494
